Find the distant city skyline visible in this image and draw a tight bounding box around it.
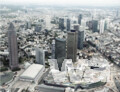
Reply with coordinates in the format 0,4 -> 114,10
1,0 -> 120,6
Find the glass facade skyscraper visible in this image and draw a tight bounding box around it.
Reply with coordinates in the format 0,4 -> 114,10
67,30 -> 78,63
8,23 -> 19,70
55,38 -> 66,71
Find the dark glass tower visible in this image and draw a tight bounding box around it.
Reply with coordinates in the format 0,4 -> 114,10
92,20 -> 98,32
59,18 -> 65,31
78,31 -> 84,49
73,25 -> 84,49
74,24 -> 80,31
78,14 -> 82,25
55,38 -> 66,71
8,23 -> 19,70
67,30 -> 78,63
66,19 -> 71,31
35,25 -> 42,32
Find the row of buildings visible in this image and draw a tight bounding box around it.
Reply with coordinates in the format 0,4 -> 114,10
8,21 -> 85,71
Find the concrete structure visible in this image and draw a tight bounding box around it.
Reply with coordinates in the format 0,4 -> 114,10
48,59 -> 59,70
55,38 -> 66,71
8,23 -> 19,70
36,48 -> 45,66
61,59 -> 73,71
35,84 -> 65,92
66,18 -> 71,31
0,51 -> 9,55
67,30 -> 78,63
20,64 -> 45,84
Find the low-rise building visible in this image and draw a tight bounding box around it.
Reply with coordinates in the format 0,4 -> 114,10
19,64 -> 45,84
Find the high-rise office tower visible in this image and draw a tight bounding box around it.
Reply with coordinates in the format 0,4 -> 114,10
55,38 -> 66,71
66,19 -> 71,31
67,30 -> 78,63
116,10 -> 119,17
35,25 -> 42,32
59,18 -> 65,31
73,25 -> 84,49
8,23 -> 19,70
78,30 -> 84,49
92,20 -> 98,32
74,24 -> 80,31
87,21 -> 93,30
45,15 -> 52,30
36,48 -> 45,66
26,22 -> 31,29
104,21 -> 107,31
99,20 -> 105,34
78,14 -> 82,25
51,40 -> 55,59
81,19 -> 87,27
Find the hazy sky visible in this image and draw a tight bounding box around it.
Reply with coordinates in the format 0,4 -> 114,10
1,0 -> 120,6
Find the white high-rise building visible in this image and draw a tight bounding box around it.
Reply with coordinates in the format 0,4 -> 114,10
45,15 -> 52,30
105,18 -> 111,30
36,48 -> 45,66
99,20 -> 105,34
81,19 -> 87,28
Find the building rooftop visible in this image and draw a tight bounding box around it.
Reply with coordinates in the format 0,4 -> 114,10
20,64 -> 44,80
55,38 -> 66,42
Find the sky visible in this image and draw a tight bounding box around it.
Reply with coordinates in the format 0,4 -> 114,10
1,0 -> 120,6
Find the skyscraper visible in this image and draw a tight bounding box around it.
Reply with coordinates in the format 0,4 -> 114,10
81,19 -> 87,27
45,15 -> 52,30
99,20 -> 105,34
35,25 -> 42,32
67,30 -> 78,63
36,48 -> 45,66
73,25 -> 84,50
116,10 -> 119,17
92,20 -> 98,32
78,14 -> 82,25
51,40 -> 55,59
59,18 -> 65,31
74,24 -> 80,31
26,22 -> 31,29
55,38 -> 66,71
87,21 -> 93,30
78,30 -> 84,49
8,23 -> 19,70
66,18 -> 71,31
104,21 -> 107,31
